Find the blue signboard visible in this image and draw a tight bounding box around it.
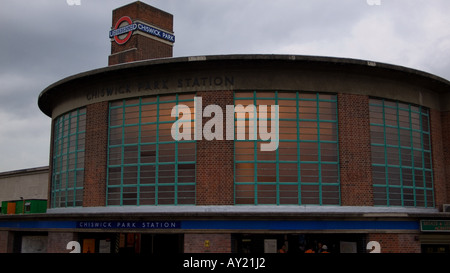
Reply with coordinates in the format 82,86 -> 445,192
77,221 -> 181,229
109,23 -> 137,38
181,220 -> 420,231
109,21 -> 175,43
0,219 -> 419,231
136,23 -> 175,43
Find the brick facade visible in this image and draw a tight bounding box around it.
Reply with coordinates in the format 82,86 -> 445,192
47,119 -> 55,209
440,111 -> 450,207
184,233 -> 232,253
196,90 -> 234,205
338,93 -> 374,206
83,102 -> 109,207
108,1 -> 173,66
61,91 -> 449,210
367,233 -> 420,253
430,110 -> 448,210
34,90 -> 444,255
19,0 -> 450,256
0,231 -> 13,253
47,232 -> 78,253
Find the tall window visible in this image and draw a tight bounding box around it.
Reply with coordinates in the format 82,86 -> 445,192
107,94 -> 196,206
51,108 -> 86,208
234,91 -> 340,205
369,98 -> 434,207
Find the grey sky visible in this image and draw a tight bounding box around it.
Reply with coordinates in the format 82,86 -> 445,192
0,0 -> 449,172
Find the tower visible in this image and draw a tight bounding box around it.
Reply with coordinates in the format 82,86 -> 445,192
108,1 -> 174,66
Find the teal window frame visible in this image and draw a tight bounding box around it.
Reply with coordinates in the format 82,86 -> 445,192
369,98 -> 434,207
234,91 -> 340,205
51,108 -> 86,208
107,94 -> 196,206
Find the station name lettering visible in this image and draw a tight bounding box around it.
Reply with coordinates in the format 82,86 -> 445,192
86,75 -> 234,101
77,221 -> 180,229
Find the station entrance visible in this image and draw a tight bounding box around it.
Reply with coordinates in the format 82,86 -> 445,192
77,232 -> 367,253
77,233 -> 183,254
232,233 -> 367,254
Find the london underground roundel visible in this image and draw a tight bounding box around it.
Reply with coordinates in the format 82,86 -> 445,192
110,16 -> 137,45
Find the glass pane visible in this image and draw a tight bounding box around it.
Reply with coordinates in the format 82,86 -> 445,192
51,108 -> 86,208
234,92 -> 339,205
257,184 -> 277,204
369,98 -> 433,207
235,184 -> 255,205
107,96 -> 196,206
279,184 -> 299,205
301,184 -> 319,205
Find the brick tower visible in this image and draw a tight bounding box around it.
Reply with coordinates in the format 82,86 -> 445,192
108,1 -> 174,66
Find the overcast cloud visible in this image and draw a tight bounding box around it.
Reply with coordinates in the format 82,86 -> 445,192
0,0 -> 449,172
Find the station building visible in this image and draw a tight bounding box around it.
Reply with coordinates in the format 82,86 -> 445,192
2,1 -> 450,254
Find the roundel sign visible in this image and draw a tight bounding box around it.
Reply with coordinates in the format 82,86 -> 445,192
109,16 -> 137,45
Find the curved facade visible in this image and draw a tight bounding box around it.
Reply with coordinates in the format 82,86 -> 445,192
3,1 -> 450,256
2,54 -> 450,254
38,55 -> 450,211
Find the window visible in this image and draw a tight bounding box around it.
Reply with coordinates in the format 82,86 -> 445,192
107,94 -> 196,206
234,92 -> 340,205
369,98 -> 434,207
51,108 -> 86,208
24,202 -> 31,213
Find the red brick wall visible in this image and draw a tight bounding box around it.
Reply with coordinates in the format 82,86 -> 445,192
109,46 -> 138,66
0,231 -> 13,253
109,35 -> 173,65
83,102 -> 109,207
136,35 -> 173,60
338,93 -> 373,206
440,111 -> 450,208
108,2 -> 173,65
47,232 -> 78,253
47,119 -> 55,209
367,233 -> 420,253
184,233 -> 231,253
196,91 -> 234,205
430,110 -> 447,210
111,2 -> 173,31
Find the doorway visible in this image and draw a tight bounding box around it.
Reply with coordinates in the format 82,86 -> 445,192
232,233 -> 366,253
140,234 -> 183,254
77,233 -> 183,254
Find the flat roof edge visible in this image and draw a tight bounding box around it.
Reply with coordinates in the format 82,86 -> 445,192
46,205 -> 439,216
37,54 -> 450,117
0,166 -> 49,178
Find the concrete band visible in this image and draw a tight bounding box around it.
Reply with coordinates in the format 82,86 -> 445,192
38,54 -> 450,118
